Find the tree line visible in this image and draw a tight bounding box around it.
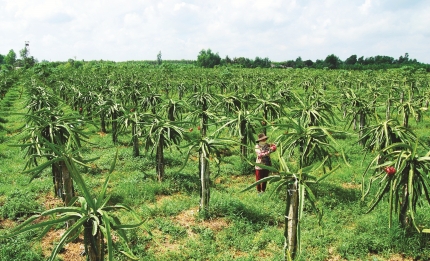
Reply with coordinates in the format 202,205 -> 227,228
277,52 -> 429,71
196,49 -> 430,71
2,46 -> 430,72
0,48 -> 37,70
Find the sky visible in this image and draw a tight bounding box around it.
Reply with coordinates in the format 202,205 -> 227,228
1,0 -> 429,63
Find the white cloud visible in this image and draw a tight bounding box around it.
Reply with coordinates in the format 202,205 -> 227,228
123,13 -> 142,27
359,0 -> 373,14
0,0 -> 429,63
41,34 -> 58,45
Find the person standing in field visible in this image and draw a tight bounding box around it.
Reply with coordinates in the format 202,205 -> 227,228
254,133 -> 276,193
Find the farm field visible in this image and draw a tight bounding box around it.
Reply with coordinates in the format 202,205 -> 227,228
1,64 -> 430,260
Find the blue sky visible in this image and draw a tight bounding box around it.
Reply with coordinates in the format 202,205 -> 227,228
1,0 -> 429,63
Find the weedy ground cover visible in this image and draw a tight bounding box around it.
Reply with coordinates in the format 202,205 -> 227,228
1,68 -> 430,260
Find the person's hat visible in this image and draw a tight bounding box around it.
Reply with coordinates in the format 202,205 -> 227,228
256,133 -> 269,142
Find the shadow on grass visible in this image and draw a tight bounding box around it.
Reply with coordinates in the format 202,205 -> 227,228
162,156 -> 184,167
108,171 -> 200,206
313,182 -> 361,208
109,193 -> 125,205
0,117 -> 7,132
210,197 -> 280,227
167,172 -> 200,193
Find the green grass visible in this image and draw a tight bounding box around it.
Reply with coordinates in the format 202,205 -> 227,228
2,79 -> 430,261
0,233 -> 44,261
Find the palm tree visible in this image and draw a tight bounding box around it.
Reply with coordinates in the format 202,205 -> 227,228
19,108 -> 87,206
186,91 -> 219,212
0,151 -> 144,261
96,96 -> 123,144
20,84 -> 86,206
290,90 -> 338,128
143,116 -> 185,181
25,85 -> 59,113
363,142 -> 430,230
277,86 -> 297,107
181,135 -> 233,213
217,109 -> 259,159
254,94 -> 282,135
215,93 -> 260,158
383,83 -> 402,120
161,98 -> 186,122
116,108 -> 152,157
242,117 -> 343,259
140,92 -> 163,115
341,87 -> 376,144
359,118 -> 418,163
122,72 -> 143,109
396,90 -> 423,128
270,118 -> 342,258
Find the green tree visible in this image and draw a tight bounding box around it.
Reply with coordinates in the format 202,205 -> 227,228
19,47 -> 31,68
254,57 -> 271,68
374,55 -> 394,64
324,54 -> 341,69
222,55 -> 232,65
4,49 -> 16,67
233,57 -> 253,68
196,49 -> 221,68
398,53 -> 409,64
345,55 -> 357,65
295,57 -> 304,68
157,51 -> 162,65
303,59 -> 314,67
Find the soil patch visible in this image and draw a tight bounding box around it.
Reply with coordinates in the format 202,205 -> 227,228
341,182 -> 360,190
0,218 -> 16,229
172,206 -> 229,235
150,206 -> 230,256
41,229 -> 85,261
39,193 -> 64,210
